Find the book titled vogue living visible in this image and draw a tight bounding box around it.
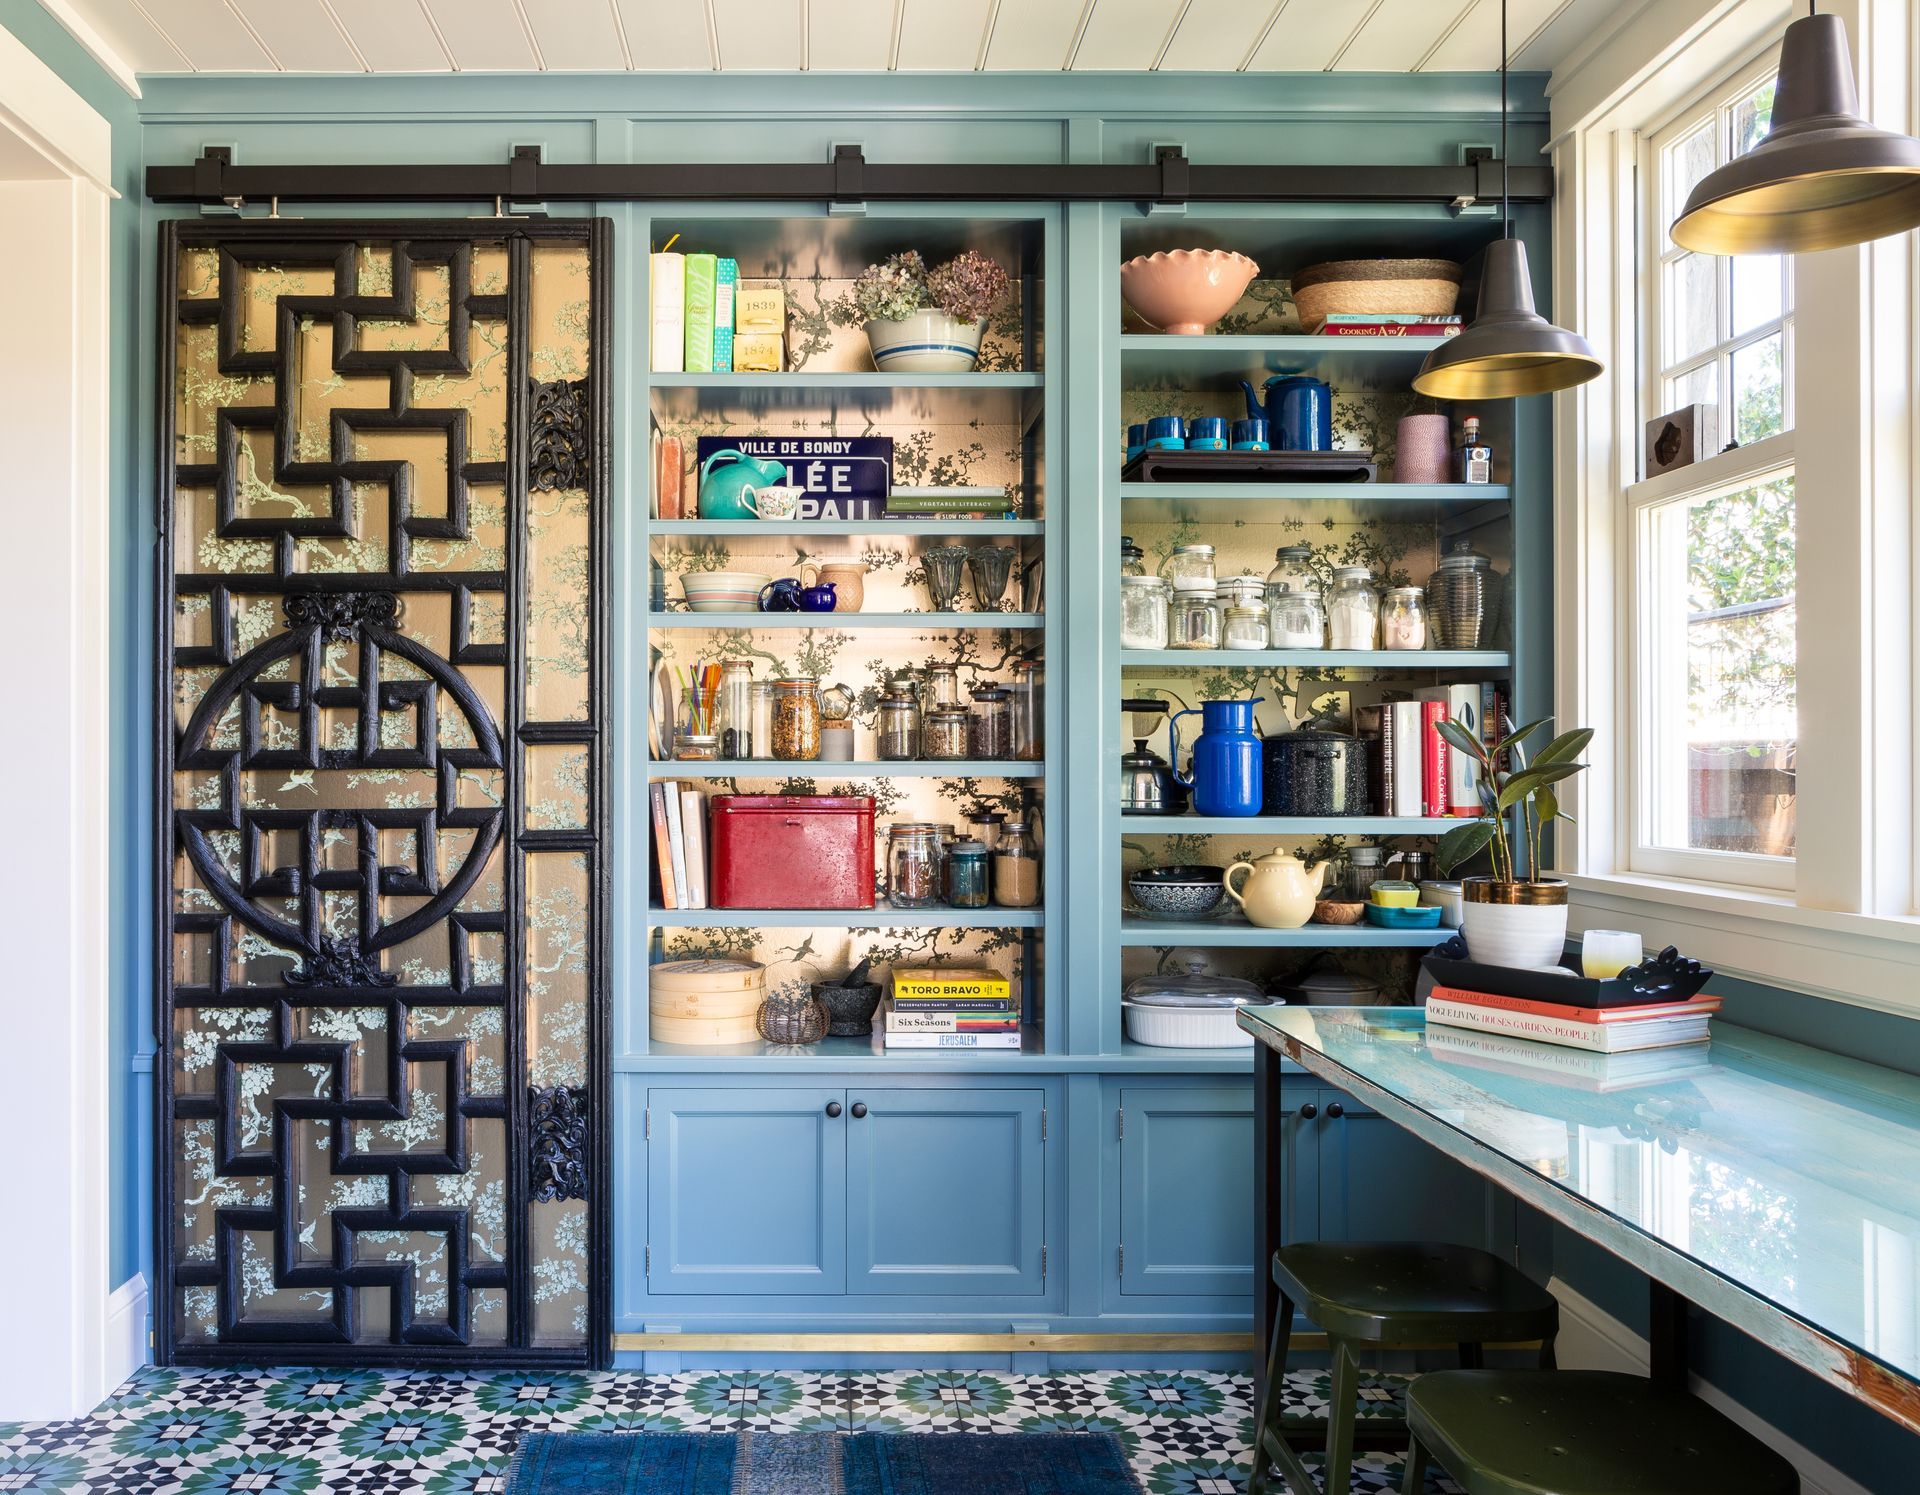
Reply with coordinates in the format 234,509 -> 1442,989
1427,1024 -> 1715,1091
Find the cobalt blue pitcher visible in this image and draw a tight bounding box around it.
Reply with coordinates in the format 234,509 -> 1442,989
1170,698 -> 1265,817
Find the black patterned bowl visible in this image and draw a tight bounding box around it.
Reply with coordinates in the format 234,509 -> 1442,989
813,981 -> 884,1036
1128,865 -> 1228,920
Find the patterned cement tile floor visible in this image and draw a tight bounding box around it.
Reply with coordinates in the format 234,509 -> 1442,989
0,1366 -> 1464,1494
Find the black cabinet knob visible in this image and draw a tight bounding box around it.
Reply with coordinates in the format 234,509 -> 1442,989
851,1101 -> 869,1119
1297,1103 -> 1318,1120
825,1101 -> 842,1118
1325,1102 -> 1345,1119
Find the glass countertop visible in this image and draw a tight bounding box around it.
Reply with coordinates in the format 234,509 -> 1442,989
1240,1005 -> 1920,1420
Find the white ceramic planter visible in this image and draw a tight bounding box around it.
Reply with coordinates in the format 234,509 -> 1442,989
1460,880 -> 1569,970
864,311 -> 986,373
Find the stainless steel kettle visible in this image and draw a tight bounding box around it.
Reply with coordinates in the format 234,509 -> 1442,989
1121,739 -> 1189,815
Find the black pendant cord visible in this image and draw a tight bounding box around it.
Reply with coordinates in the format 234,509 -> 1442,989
1501,0 -> 1511,239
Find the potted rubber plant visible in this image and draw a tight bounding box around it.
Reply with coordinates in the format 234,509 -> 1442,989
1433,718 -> 1592,969
830,249 -> 1011,373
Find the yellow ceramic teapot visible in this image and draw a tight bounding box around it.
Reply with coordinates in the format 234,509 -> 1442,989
1223,848 -> 1330,929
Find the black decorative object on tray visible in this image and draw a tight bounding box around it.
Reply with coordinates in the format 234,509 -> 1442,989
1423,937 -> 1712,1010
1121,449 -> 1377,484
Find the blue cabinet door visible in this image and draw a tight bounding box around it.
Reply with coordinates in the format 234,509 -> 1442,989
647,1087 -> 847,1295
846,1088 -> 1047,1297
1118,1085 -> 1255,1297
1315,1088 -> 1495,1249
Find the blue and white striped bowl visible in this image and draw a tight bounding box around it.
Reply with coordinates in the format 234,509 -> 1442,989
864,311 -> 987,374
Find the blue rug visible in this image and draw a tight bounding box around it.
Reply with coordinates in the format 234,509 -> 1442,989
505,1430 -> 1142,1493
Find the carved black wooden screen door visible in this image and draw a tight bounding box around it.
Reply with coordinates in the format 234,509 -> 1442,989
156,220 -> 609,1366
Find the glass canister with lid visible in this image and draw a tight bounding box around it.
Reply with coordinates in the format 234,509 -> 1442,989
922,703 -> 972,760
1159,542 -> 1217,595
1426,538 -> 1495,648
1120,535 -> 1146,577
877,690 -> 922,761
770,677 -> 823,760
1223,605 -> 1269,650
944,840 -> 991,908
921,661 -> 962,711
1380,586 -> 1428,650
1264,544 -> 1319,603
1170,587 -> 1222,650
1009,658 -> 1044,760
716,659 -> 755,759
969,685 -> 1014,760
887,823 -> 943,908
1218,574 -> 1266,613
993,820 -> 1041,908
1326,567 -> 1380,650
1121,575 -> 1171,649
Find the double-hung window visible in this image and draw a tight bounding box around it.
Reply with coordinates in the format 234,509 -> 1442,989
1629,61 -> 1796,889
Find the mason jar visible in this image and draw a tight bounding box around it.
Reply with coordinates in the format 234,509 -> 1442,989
1120,574 -> 1171,650
1159,542 -> 1217,594
876,691 -> 922,761
1326,567 -> 1380,651
1380,586 -> 1429,650
770,677 -> 822,760
1170,588 -> 1222,650
993,820 -> 1041,908
887,824 -> 942,908
1268,588 -> 1326,650
1223,604 -> 1270,650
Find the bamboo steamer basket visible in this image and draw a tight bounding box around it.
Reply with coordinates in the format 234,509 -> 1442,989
650,1012 -> 762,1046
650,958 -> 765,1044
1291,258 -> 1461,333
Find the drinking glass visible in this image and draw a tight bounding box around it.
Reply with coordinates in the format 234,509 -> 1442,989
1581,929 -> 1645,979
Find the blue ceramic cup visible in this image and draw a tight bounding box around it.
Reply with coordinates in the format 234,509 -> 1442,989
1187,417 -> 1229,451
1144,415 -> 1185,451
1231,418 -> 1270,451
1126,423 -> 1147,461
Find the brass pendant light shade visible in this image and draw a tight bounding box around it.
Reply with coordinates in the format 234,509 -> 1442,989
1412,239 -> 1603,398
1672,12 -> 1920,254
1412,0 -> 1602,399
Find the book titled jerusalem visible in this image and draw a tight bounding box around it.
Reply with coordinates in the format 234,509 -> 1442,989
883,1031 -> 1025,1050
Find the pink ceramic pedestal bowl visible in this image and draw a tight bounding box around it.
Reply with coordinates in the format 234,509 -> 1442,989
1120,249 -> 1261,335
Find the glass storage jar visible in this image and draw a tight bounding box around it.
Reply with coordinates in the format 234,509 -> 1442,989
922,704 -> 971,760
770,677 -> 823,760
716,659 -> 755,759
967,809 -> 1006,850
1120,535 -> 1146,577
1326,567 -> 1380,651
1120,574 -> 1171,650
1380,586 -> 1428,650
1010,659 -> 1043,760
1218,575 -> 1266,613
1268,589 -> 1325,650
1343,844 -> 1386,902
921,661 -> 961,711
1264,544 -> 1319,603
993,820 -> 1041,908
1223,605 -> 1269,651
1159,542 -> 1217,594
748,681 -> 773,760
1170,588 -> 1222,650
969,685 -> 1014,761
887,824 -> 942,908
945,840 -> 990,908
675,732 -> 718,761
876,691 -> 922,761
1426,538 -> 1494,648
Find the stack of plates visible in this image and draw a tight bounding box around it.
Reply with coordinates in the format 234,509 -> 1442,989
650,958 -> 766,1046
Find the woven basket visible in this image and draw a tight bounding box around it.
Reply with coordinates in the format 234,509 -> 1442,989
1292,258 -> 1461,333
757,988 -> 829,1045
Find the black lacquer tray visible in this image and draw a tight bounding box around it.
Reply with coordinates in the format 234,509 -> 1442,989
1421,936 -> 1712,1010
1121,449 -> 1377,484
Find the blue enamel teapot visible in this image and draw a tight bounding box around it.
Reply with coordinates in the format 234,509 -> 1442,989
1238,375 -> 1333,452
698,448 -> 790,521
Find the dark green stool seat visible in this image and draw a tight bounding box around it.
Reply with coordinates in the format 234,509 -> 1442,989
1249,1243 -> 1559,1495
1401,1369 -> 1799,1495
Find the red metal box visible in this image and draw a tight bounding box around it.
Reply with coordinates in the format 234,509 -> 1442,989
708,794 -> 876,910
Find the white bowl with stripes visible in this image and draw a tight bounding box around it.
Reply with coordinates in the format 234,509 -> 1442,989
863,311 -> 986,374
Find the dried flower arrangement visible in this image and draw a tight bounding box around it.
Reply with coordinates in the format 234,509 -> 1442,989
831,250 -> 1012,328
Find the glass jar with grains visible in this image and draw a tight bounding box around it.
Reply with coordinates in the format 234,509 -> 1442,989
771,677 -> 823,760
993,820 -> 1041,908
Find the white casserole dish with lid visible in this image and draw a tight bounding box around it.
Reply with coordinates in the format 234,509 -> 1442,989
1122,956 -> 1264,1047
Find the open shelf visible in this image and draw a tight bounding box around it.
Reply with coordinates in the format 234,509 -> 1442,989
647,371 -> 1045,424
1119,333 -> 1447,389
650,905 -> 1046,930
1120,648 -> 1508,669
652,611 -> 1044,630
1120,482 -> 1507,524
648,759 -> 1045,779
653,519 -> 1044,539
1120,815 -> 1462,835
1119,921 -> 1456,948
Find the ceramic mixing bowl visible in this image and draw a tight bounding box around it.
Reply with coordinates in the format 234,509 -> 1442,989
1120,249 -> 1260,335
1128,864 -> 1228,919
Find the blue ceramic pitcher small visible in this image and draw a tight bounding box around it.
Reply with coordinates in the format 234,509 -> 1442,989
1238,375 -> 1333,452
1170,698 -> 1265,817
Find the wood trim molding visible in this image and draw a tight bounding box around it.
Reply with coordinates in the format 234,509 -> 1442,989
613,1333 -> 1257,1354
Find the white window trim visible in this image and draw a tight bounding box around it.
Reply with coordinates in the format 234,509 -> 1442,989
1549,0 -> 1918,1017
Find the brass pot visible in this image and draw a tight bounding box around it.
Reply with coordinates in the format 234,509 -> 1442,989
1462,877 -> 1568,906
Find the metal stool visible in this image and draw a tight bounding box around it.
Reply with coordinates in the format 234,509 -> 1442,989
1401,1369 -> 1799,1494
1249,1242 -> 1559,1495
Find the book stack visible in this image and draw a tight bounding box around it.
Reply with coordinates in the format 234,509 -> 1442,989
650,249 -> 784,374
649,780 -> 709,911
1426,1024 -> 1714,1092
884,965 -> 1023,1051
1317,313 -> 1464,338
1360,682 -> 1506,818
1425,986 -> 1722,1055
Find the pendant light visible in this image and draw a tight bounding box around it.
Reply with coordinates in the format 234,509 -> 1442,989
1671,5 -> 1920,254
1413,0 -> 1602,399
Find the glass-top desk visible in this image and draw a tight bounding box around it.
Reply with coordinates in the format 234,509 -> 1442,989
1239,1005 -> 1920,1433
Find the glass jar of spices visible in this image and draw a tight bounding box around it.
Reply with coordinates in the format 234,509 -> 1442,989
1170,588 -> 1222,650
993,820 -> 1041,908
771,677 -> 823,761
1120,575 -> 1171,650
1223,605 -> 1269,651
922,704 -> 971,760
1327,567 -> 1380,651
1380,586 -> 1428,650
1010,658 -> 1043,760
945,840 -> 991,908
887,824 -> 942,908
876,691 -> 922,761
969,686 -> 1014,761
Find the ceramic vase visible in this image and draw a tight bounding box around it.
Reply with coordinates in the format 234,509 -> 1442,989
864,311 -> 985,373
1460,878 -> 1570,969
1393,413 -> 1452,484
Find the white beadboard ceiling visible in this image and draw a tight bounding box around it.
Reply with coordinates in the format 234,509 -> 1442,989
42,0 -> 1622,85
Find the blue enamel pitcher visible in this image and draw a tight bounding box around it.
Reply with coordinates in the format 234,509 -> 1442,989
1170,698 -> 1265,817
1238,375 -> 1333,452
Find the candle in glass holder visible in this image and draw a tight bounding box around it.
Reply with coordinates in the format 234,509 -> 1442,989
1581,929 -> 1644,979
